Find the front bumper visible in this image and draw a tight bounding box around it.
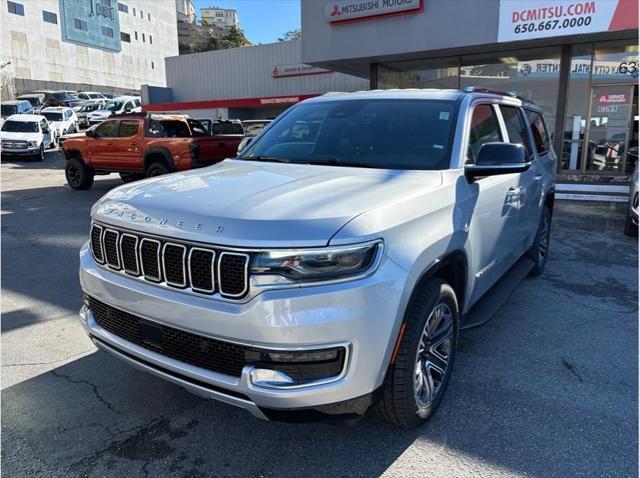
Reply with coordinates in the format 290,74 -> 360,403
1,147 -> 39,156
79,242 -> 411,419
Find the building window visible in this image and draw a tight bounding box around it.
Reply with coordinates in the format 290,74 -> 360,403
140,9 -> 143,18
74,18 -> 88,31
149,35 -> 152,44
120,31 -> 131,42
142,33 -> 145,42
151,61 -> 155,70
134,31 -> 138,40
42,10 -> 57,24
378,57 -> 459,90
117,2 -> 128,13
132,7 -> 136,15
147,12 -> 150,21
7,1 -> 24,16
101,26 -> 114,38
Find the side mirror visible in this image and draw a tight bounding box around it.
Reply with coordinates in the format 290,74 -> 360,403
465,143 -> 531,179
85,129 -> 96,138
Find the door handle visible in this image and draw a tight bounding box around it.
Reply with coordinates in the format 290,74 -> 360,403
506,187 -> 521,198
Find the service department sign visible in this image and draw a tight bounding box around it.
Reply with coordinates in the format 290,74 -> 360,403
272,64 -> 332,78
325,0 -> 422,24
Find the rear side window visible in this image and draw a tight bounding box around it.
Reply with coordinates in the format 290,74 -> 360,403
118,120 -> 139,137
94,121 -> 119,138
467,104 -> 502,163
500,105 -> 532,156
526,110 -> 550,155
212,122 -> 243,135
160,120 -> 191,137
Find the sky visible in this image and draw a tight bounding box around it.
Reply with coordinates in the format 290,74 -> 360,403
192,0 -> 301,45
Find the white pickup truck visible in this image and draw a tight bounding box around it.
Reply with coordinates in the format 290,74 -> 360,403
79,88 -> 555,428
1,114 -> 55,160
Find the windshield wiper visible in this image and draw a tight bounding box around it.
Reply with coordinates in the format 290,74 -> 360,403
242,156 -> 293,164
303,158 -> 375,169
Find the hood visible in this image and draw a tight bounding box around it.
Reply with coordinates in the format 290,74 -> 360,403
93,159 -> 443,248
88,110 -> 112,119
1,131 -> 41,142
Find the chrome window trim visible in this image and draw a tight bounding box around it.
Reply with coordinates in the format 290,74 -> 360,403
103,229 -> 121,270
91,224 -> 105,264
162,243 -> 187,288
217,252 -> 250,298
118,233 -> 139,276
139,238 -> 162,282
188,247 -> 216,294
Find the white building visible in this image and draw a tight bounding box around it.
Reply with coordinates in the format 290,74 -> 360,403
200,6 -> 239,30
176,0 -> 195,24
1,0 -> 179,95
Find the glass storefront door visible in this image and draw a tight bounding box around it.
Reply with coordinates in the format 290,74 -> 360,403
584,84 -> 637,173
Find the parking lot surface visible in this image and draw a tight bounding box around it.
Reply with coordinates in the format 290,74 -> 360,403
1,152 -> 638,477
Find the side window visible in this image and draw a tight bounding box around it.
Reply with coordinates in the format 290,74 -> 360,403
94,121 -> 119,138
525,110 -> 550,155
40,120 -> 48,132
499,105 -> 532,157
467,104 -> 502,163
147,119 -> 167,137
118,120 -> 139,137
65,109 -> 72,119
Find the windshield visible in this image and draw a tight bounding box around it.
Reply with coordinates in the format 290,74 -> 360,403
43,112 -> 63,122
243,121 -> 271,136
240,99 -> 459,170
1,104 -> 17,116
2,120 -> 39,133
105,101 -> 124,111
18,97 -> 41,107
53,92 -> 74,100
80,104 -> 102,112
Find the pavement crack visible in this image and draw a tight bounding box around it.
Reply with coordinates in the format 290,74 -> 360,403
50,370 -> 120,414
2,349 -> 93,368
561,356 -> 584,383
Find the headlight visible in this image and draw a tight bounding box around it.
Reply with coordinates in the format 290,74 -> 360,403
28,141 -> 38,147
250,241 -> 382,283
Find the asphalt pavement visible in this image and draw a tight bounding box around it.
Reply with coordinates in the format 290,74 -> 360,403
1,151 -> 637,477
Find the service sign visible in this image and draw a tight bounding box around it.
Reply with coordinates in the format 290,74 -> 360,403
272,64 -> 332,78
325,0 -> 422,24
498,0 -> 638,43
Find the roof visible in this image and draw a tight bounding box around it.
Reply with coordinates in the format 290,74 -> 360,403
17,93 -> 45,98
1,100 -> 27,105
42,106 -> 70,112
5,114 -> 44,122
111,95 -> 140,101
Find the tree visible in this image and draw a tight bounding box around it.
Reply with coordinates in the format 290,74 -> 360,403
278,29 -> 301,42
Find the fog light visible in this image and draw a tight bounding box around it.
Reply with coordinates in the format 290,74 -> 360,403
245,348 -> 339,363
250,368 -> 295,387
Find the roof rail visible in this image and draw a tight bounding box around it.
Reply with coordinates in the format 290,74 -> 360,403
462,86 -> 536,105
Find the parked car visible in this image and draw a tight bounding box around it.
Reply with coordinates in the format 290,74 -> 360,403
101,93 -> 117,99
41,106 -> 79,139
16,94 -> 46,114
1,114 -> 54,160
238,119 -> 272,153
77,88 -> 556,427
86,96 -> 141,125
31,90 -> 82,108
78,91 -> 107,101
75,100 -> 108,128
624,154 -> 638,236
62,113 -> 241,189
1,100 -> 33,118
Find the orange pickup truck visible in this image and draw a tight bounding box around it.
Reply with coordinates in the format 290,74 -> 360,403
62,114 -> 242,190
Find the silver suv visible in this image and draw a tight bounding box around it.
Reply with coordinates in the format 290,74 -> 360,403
79,88 -> 556,428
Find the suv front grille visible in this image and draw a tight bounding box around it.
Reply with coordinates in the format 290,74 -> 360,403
90,223 -> 249,299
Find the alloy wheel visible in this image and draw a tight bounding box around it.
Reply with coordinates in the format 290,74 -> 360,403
414,302 -> 454,407
67,165 -> 80,186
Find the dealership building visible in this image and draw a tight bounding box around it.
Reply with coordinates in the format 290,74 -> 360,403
145,0 -> 638,197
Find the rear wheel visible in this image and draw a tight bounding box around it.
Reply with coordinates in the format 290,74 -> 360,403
145,161 -> 170,178
526,206 -> 551,277
119,172 -> 145,183
375,279 -> 459,428
624,204 -> 638,237
65,156 -> 94,190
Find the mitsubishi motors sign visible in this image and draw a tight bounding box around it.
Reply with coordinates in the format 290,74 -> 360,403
326,0 -> 423,24
498,0 -> 638,42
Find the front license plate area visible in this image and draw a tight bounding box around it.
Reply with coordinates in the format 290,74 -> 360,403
140,322 -> 163,349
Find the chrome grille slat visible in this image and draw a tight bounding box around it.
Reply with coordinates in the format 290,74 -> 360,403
162,243 -> 187,288
91,223 -> 250,300
103,229 -> 120,270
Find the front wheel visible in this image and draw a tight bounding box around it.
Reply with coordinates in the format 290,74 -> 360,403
624,205 -> 638,237
375,279 -> 459,428
145,161 -> 170,178
526,206 -> 551,277
65,157 -> 94,190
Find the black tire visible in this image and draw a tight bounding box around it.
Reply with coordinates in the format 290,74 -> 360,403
526,206 -> 552,277
119,172 -> 145,183
624,205 -> 638,237
34,144 -> 44,161
48,137 -> 57,150
65,156 -> 94,190
375,279 -> 459,428
145,161 -> 170,178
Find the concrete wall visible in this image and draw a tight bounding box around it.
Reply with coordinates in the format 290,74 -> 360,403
164,39 -> 369,102
1,0 -> 179,94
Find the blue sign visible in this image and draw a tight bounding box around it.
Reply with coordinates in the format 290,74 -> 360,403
59,0 -> 121,52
